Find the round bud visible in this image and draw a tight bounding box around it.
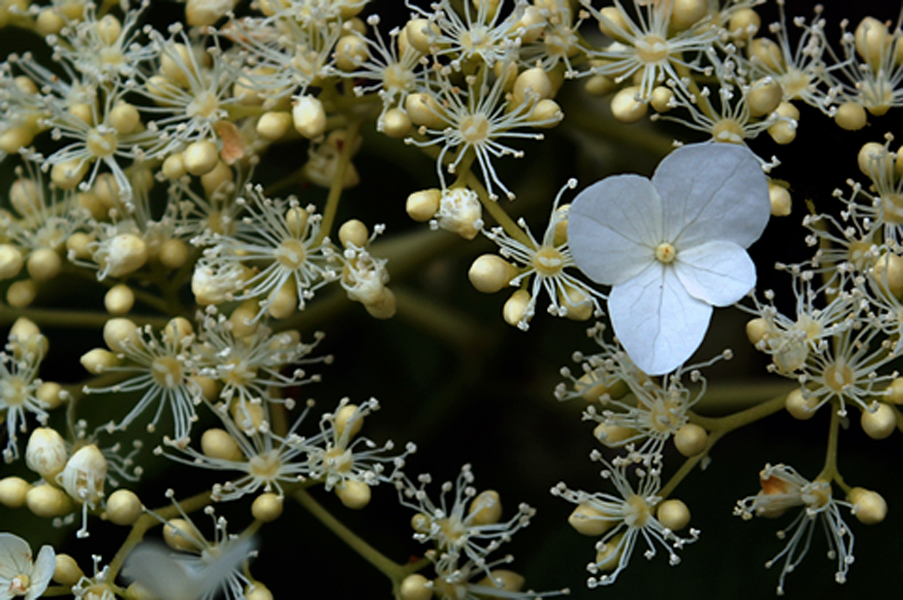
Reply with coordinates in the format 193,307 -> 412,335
560,284 -> 593,321
729,7 -> 760,39
406,189 -> 441,222
334,404 -> 363,439
106,489 -> 142,525
7,279 -> 39,308
746,317 -> 769,346
26,484 -> 74,517
25,427 -> 69,480
10,178 -> 41,216
37,382 -> 68,410
858,142 -> 886,176
380,107 -> 412,138
405,93 -> 445,128
861,402 -> 895,440
163,317 -> 194,346
502,289 -> 531,328
0,476 -> 32,508
747,78 -> 783,117
749,37 -> 782,71
530,98 -> 563,127
855,17 -> 889,71
184,140 -> 220,176
103,317 -> 138,353
35,8 -> 65,35
66,232 -> 95,260
257,111 -> 292,141
0,126 -> 36,155
60,444 -> 107,505
164,519 -> 202,551
267,281 -> 297,320
201,428 -> 243,461
161,154 -> 187,180
785,388 -> 819,420
403,18 -> 435,54
593,422 -> 635,447
50,159 -> 89,190
293,95 -> 327,139
160,44 -> 195,87
670,0 -> 707,30
399,574 -> 432,600
335,480 -> 371,509
335,34 -> 368,70
468,490 -> 502,525
568,502 -> 613,536
469,254 -> 516,293
101,233 -> 148,278
109,102 -> 141,134
201,161 -> 233,198
191,376 -> 220,402
339,219 -> 369,248
597,6 -> 628,39
186,0 -> 237,26
848,487 -> 887,525
245,583 -> 274,600
594,532 -> 624,571
231,401 -> 266,433
364,287 -> 396,319
886,377 -> 903,404
769,183 -> 791,216
80,348 -> 121,374
610,86 -> 647,123
650,86 -> 673,112
159,239 -> 190,270
834,102 -> 867,131
0,244 -> 24,279
584,73 -> 616,96
674,423 -> 707,457
252,492 -> 284,522
871,252 -> 903,299
657,499 -> 691,532
53,554 -> 84,586
228,300 -> 259,339
513,67 -> 553,106
104,284 -> 135,315
9,317 -> 45,355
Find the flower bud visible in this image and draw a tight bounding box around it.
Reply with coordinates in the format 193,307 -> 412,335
848,487 -> 887,525
80,348 -> 121,374
53,554 -> 84,586
0,244 -> 24,280
477,570 -> 524,591
103,317 -> 138,353
106,489 -> 142,525
468,490 -> 502,525
364,287 -> 396,319
334,404 -> 364,439
469,254 -> 516,293
59,444 -> 107,506
164,518 -> 202,551
245,583 -> 274,600
855,17 -> 889,71
568,502 -> 612,536
670,0 -> 707,30
729,8 -> 760,39
502,289 -> 531,327
380,108 -> 412,138
405,93 -> 445,128
339,219 -> 369,248
674,423 -> 707,457
100,233 -> 148,278
184,140 -> 220,176
610,86 -> 647,123
50,159 -> 89,190
399,574 -> 432,600
835,102 -> 867,131
293,95 -> 327,139
860,402 -> 895,440
657,498 -> 691,530
335,479 -> 371,509
769,183 -> 791,216
26,484 -> 74,517
252,492 -> 284,522
335,34 -> 368,70
406,189 -> 441,222
593,422 -> 635,446
37,382 -> 67,410
7,280 -> 39,308
785,388 -> 819,420
201,428 -> 243,461
26,427 -> 69,480
0,476 -> 32,508
104,284 -> 135,315
747,77 -> 783,117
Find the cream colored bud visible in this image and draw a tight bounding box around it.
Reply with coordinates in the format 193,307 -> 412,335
191,376 -> 220,402
67,232 -> 95,260
650,86 -> 673,112
399,574 -> 432,600
231,402 -> 266,433
858,142 -> 886,176
585,74 -> 616,96
468,490 -> 502,525
517,5 -> 545,44
530,98 -> 563,127
102,233 -> 148,278
106,489 -> 142,525
861,402 -> 895,440
339,219 -> 369,248
855,17 -> 889,71
404,18 -> 436,54
161,154 -> 187,180
50,159 -> 89,190
611,86 -> 647,123
0,126 -> 36,155
335,34 -> 369,70
334,404 -> 363,439
594,532 -> 624,571
80,348 -> 121,374
164,519 -> 202,551
0,476 -> 32,508
729,8 -> 760,39
848,487 -> 887,525
201,161 -> 234,198
405,93 -> 445,128
593,422 -> 635,447
568,502 -> 612,536
785,388 -> 819,420
257,111 -> 293,141
0,244 -> 24,280
769,183 -> 791,216
335,480 -> 371,509
109,102 -> 141,134
26,484 -> 74,517
201,428 -> 243,461
871,252 -> 903,299
26,248 -> 61,282
364,287 -> 396,319
380,108 -> 412,138
657,498 -> 691,531
103,317 -> 138,353
469,254 -> 517,293
104,284 -> 135,315
252,492 -> 284,522
834,101 -> 867,131
163,317 -> 194,346
750,37 -> 782,71
10,317 -> 46,356
560,284 -> 594,321
670,0 -> 707,30
35,382 -> 66,410
597,6 -> 628,40
747,78 -> 783,117
674,423 -> 707,457
767,101 -> 798,145
184,140 -> 220,176
7,280 -> 39,308
60,444 -> 107,505
26,427 -> 69,480
53,554 -> 84,586
886,377 -> 903,404
229,300 -> 260,338
93,174 -> 121,210
35,8 -> 65,35
267,281 -> 298,319
157,238 -> 190,271
406,189 -> 441,222
160,44 -> 195,87
186,0 -> 238,26
10,178 -> 41,216
245,583 -> 274,600
502,289 -> 531,327
577,371 -> 628,402
513,67 -> 553,106
746,317 -> 769,346
293,95 -> 327,139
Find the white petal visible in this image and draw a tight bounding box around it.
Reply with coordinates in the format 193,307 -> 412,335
652,143 -> 770,248
674,241 -> 756,307
24,546 -> 55,600
0,533 -> 32,578
568,174 -> 662,285
609,264 -> 712,375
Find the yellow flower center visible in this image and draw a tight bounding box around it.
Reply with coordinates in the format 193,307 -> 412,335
635,34 -> 670,63
275,239 -> 307,269
655,242 -> 677,263
151,356 -> 183,388
532,245 -> 565,276
86,128 -> 118,158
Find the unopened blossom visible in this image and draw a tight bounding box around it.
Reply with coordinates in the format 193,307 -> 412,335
568,143 -> 770,375
0,532 -> 55,600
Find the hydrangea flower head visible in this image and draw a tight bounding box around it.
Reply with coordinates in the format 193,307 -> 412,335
568,143 -> 770,375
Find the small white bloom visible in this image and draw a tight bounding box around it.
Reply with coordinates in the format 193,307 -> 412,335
0,532 -> 55,600
568,143 -> 770,375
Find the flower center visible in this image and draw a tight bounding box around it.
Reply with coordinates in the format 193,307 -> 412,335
187,90 -> 221,120
383,63 -> 414,94
655,242 -> 676,263
86,128 -> 118,158
635,35 -> 670,63
151,356 -> 184,388
0,378 -> 27,406
532,245 -> 565,276
459,114 -> 490,144
275,238 -> 307,269
824,361 -> 854,393
249,450 -> 282,480
10,573 -> 30,595
624,494 -> 651,528
711,118 -> 745,144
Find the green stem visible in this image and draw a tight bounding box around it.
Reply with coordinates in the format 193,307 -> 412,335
817,408 -> 842,485
314,119 -> 363,245
0,306 -> 169,330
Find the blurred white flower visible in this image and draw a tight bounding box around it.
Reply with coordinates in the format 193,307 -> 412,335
568,143 -> 769,375
0,532 -> 55,600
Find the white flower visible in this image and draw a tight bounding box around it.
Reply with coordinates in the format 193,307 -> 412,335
568,143 -> 770,375
0,532 -> 55,600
